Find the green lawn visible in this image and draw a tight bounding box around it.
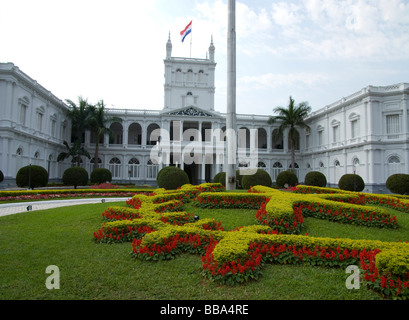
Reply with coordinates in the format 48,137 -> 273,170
1,195 -> 408,300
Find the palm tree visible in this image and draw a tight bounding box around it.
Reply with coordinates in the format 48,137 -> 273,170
57,140 -> 91,167
86,100 -> 122,170
65,96 -> 91,144
268,96 -> 311,172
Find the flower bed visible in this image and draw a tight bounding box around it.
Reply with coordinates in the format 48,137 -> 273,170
251,186 -> 398,231
293,185 -> 409,214
92,183 -> 409,300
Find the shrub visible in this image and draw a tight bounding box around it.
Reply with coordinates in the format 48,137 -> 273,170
305,171 -> 327,187
157,166 -> 190,190
241,169 -> 272,190
338,174 -> 365,192
0,170 -> 3,183
90,168 -> 112,184
62,167 -> 89,189
16,165 -> 48,189
276,170 -> 298,189
386,174 -> 409,195
213,172 -> 226,186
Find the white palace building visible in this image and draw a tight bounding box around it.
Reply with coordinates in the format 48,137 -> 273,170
1,36 -> 409,193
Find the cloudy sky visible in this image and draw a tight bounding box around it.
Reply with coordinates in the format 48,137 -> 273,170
2,0 -> 409,115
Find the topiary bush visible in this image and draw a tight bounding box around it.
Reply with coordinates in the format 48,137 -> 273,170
276,170 -> 298,189
338,174 -> 365,192
0,170 -> 3,183
213,172 -> 226,187
90,168 -> 112,184
16,165 -> 48,189
386,174 -> 409,195
63,167 -> 89,189
305,171 -> 327,187
241,169 -> 272,190
157,166 -> 190,190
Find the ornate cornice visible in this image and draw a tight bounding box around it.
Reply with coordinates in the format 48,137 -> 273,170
168,106 -> 214,117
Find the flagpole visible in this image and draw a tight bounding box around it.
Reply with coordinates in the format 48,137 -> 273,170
190,23 -> 193,58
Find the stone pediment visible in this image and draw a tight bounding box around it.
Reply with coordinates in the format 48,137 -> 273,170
165,106 -> 215,117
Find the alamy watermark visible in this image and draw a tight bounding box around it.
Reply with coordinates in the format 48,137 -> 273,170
45,265 -> 60,290
345,265 -> 360,290
149,126 -> 259,175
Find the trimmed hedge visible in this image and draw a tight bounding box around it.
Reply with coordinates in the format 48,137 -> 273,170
213,172 -> 226,187
304,171 -> 327,187
157,166 -> 189,190
16,165 -> 48,189
62,167 -> 88,189
241,169 -> 272,190
386,174 -> 409,195
91,168 -> 112,184
338,174 -> 365,192
276,170 -> 298,189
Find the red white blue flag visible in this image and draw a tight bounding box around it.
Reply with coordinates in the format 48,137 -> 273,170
180,21 -> 192,43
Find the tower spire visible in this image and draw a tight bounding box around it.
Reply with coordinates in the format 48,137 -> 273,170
209,35 -> 215,62
166,31 -> 172,59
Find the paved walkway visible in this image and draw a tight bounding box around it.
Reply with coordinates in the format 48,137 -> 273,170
0,197 -> 130,218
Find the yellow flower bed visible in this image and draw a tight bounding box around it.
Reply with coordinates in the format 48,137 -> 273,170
93,183 -> 409,299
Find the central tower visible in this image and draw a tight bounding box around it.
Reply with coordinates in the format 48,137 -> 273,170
163,34 -> 217,112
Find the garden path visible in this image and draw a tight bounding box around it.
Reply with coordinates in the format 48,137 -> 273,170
0,197 -> 130,217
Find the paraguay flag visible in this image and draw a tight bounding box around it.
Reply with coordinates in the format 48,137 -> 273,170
180,20 -> 192,43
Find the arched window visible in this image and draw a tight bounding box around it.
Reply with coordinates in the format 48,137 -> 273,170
176,69 -> 182,83
146,160 -> 159,179
272,162 -> 284,182
110,157 -> 121,164
147,123 -> 161,146
387,155 -> 401,177
272,129 -> 283,150
198,70 -> 205,83
128,123 -> 142,145
319,161 -> 325,168
273,162 -> 283,168
258,162 -> 266,168
289,163 -> 299,169
109,122 -> 123,145
334,160 -> 341,167
16,147 -> 23,156
353,158 -> 360,166
257,128 -> 267,149
128,158 -> 140,178
109,157 -> 121,178
91,157 -> 102,164
187,69 -> 193,82
388,156 -> 400,164
129,158 -> 140,165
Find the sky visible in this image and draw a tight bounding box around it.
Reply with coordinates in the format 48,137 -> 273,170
1,0 -> 409,116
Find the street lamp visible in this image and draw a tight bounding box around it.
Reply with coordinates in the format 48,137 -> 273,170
28,159 -> 32,190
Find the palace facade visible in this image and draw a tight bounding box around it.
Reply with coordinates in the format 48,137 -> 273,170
1,36 -> 408,193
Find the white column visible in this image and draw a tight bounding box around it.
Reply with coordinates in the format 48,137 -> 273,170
123,122 -> 128,148
402,97 -> 408,135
